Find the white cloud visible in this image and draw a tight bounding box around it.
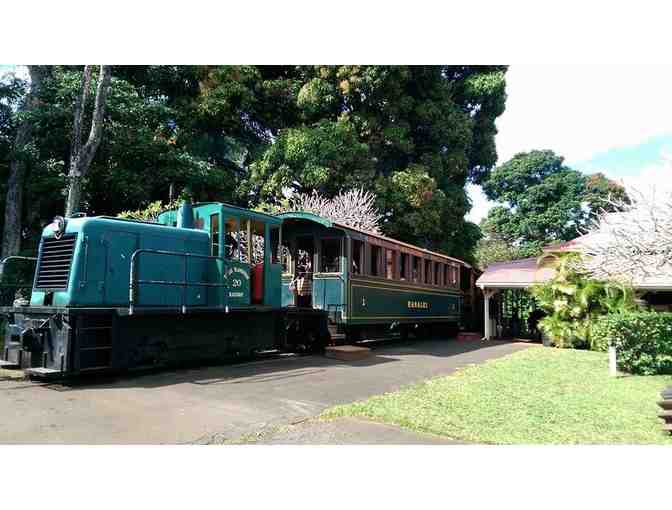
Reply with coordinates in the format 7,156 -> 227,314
618,155 -> 672,199
496,65 -> 672,164
468,65 -> 672,224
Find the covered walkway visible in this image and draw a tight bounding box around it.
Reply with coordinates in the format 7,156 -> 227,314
476,235 -> 672,340
475,257 -> 554,340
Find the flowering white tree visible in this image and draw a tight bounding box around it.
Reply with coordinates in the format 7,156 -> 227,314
280,188 -> 383,234
582,188 -> 672,281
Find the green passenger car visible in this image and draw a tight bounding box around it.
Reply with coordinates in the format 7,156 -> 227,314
277,212 -> 469,340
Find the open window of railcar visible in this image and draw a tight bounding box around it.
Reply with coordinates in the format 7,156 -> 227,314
238,219 -> 251,263
239,219 -> 265,265
443,264 -> 449,287
434,261 -> 440,286
369,244 -> 382,277
210,213 -> 220,257
270,225 -> 284,265
411,255 -> 420,283
424,259 -> 432,285
295,235 -> 314,275
448,264 -> 457,286
224,217 -> 241,260
351,239 -> 364,275
385,249 -> 396,279
400,252 -> 409,280
320,238 -> 341,273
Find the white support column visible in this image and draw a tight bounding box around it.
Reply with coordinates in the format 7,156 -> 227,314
482,288 -> 498,340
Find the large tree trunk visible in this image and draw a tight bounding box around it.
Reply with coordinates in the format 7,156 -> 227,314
65,65 -> 112,217
1,66 -> 52,265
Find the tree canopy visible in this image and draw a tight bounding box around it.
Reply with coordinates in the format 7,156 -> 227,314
0,65 -> 508,263
479,150 -> 628,263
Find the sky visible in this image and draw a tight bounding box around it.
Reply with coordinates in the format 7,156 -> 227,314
467,65 -> 672,223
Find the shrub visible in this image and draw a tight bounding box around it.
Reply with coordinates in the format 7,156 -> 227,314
530,252 -> 637,349
592,312 -> 672,375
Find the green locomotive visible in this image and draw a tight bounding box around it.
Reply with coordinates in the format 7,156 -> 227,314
0,201 -> 474,379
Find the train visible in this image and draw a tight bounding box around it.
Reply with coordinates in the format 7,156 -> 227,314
0,201 -> 478,379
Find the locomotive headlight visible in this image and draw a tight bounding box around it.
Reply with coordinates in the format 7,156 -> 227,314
50,215 -> 66,239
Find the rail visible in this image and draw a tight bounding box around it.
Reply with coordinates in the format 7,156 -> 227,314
0,255 -> 38,274
129,249 -> 229,316
0,256 -> 38,306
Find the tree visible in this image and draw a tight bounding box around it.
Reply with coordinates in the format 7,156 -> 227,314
277,188 -> 383,233
246,65 -> 507,259
474,238 -> 542,270
0,66 -> 508,264
64,65 -> 112,217
582,188 -> 672,281
481,150 -> 628,249
1,66 -> 51,261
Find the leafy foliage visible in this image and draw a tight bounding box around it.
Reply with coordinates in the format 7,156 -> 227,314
530,252 -> 637,349
592,312 -> 672,375
1,65 -> 509,263
246,65 -> 507,259
481,150 -> 629,249
474,238 -> 543,270
118,199 -> 180,222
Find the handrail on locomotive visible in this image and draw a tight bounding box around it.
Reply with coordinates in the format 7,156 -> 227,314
128,248 -> 229,316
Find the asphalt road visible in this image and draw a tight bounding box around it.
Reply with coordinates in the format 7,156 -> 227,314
0,338 -> 530,444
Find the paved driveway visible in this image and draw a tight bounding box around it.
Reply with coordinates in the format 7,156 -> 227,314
0,339 -> 530,444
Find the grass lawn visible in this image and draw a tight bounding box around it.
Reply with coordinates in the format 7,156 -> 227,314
323,346 -> 672,444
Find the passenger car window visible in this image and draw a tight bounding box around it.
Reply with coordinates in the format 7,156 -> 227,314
385,249 -> 395,279
400,253 -> 408,280
351,239 -> 364,275
321,238 -> 341,272
370,245 -> 382,276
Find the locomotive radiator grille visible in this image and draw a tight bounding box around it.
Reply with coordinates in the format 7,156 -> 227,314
35,235 -> 77,290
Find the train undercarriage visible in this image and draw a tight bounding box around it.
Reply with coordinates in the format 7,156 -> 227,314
0,306 -> 330,380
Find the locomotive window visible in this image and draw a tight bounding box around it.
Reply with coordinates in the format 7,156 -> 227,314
385,249 -> 395,279
321,238 -> 341,273
210,214 -> 220,257
280,243 -> 291,273
434,262 -> 440,285
270,226 -> 284,265
424,259 -> 432,284
370,245 -> 382,276
239,219 -> 250,263
400,253 -> 408,280
351,239 -> 364,275
251,221 -> 265,265
412,256 -> 420,283
224,217 -> 241,260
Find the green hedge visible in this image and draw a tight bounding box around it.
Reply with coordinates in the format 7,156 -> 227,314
592,312 -> 672,375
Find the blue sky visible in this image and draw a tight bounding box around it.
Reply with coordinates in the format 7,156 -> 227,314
468,65 -> 672,223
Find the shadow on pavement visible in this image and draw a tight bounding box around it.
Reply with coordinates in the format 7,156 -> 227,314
40,338 -> 527,392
